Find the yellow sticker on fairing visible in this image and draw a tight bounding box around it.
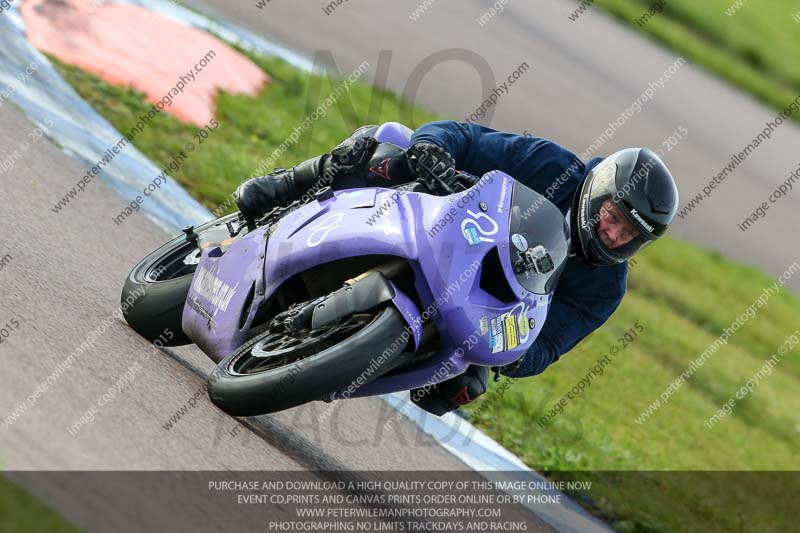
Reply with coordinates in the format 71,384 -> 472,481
504,313 -> 519,350
518,314 -> 530,337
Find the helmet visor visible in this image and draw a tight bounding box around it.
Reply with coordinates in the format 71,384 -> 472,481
585,162 -> 654,262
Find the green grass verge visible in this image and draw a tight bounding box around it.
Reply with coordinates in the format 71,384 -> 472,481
466,237 -> 800,531
53,49 -> 800,533
50,52 -> 441,214
0,475 -> 84,533
589,0 -> 800,118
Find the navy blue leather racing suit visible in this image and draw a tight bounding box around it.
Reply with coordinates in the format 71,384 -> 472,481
409,120 -> 628,379
248,120 -> 629,415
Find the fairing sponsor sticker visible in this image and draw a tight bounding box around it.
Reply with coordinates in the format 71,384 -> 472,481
503,313 -> 519,350
518,314 -> 532,338
306,212 -> 344,247
511,233 -> 528,251
486,302 -> 534,354
191,265 -> 238,312
497,176 -> 509,213
187,295 -> 217,331
461,209 -> 499,246
489,315 -> 505,353
463,226 -> 481,245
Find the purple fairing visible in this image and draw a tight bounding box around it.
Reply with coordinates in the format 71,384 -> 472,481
182,122 -> 568,398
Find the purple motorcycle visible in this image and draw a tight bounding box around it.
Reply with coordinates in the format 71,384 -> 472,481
122,122 -> 570,416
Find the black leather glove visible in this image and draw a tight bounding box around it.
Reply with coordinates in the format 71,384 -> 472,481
328,135 -> 379,173
234,168 -> 297,223
235,135 -> 380,223
495,357 -> 524,377
406,142 -> 457,187
411,365 -> 489,416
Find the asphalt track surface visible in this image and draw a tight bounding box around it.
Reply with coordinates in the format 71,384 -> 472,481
188,0 -> 800,293
0,102 -> 553,530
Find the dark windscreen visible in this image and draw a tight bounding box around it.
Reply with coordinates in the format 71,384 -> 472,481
507,182 -> 571,295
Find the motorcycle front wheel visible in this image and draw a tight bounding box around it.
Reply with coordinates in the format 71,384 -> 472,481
208,305 -> 411,416
121,213 -> 242,346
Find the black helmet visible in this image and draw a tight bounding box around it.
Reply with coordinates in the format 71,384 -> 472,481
571,148 -> 679,266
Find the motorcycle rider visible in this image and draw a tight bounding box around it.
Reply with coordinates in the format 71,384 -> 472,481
234,120 -> 679,416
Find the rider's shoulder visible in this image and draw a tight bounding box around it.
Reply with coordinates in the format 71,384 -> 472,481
518,135 -> 584,175
561,256 -> 628,299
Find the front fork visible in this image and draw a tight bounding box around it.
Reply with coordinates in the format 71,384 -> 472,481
280,262 -> 423,351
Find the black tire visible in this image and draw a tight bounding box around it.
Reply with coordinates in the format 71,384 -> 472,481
208,306 -> 410,416
121,213 -> 241,346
